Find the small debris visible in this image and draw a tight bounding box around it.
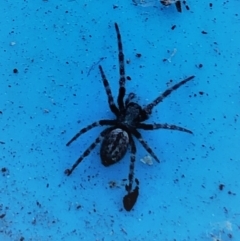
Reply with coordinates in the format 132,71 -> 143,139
120,227 -> 127,235
219,184 -> 225,190
1,167 -> 9,176
36,201 -> 41,208
1,167 -> 7,173
108,180 -> 120,189
196,63 -> 203,68
140,155 -> 153,165
13,68 -> 18,74
76,204 -> 81,209
166,48 -> 177,62
201,31 -> 208,34
43,109 -> 50,113
228,191 -> 236,196
10,41 -> 16,46
171,25 -> 176,30
87,57 -> 106,76
32,218 -> 37,225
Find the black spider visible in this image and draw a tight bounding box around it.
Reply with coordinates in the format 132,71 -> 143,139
65,23 -> 194,211
160,0 -> 190,12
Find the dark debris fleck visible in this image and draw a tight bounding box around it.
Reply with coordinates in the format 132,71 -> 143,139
196,63 -> 203,68
13,68 -> 18,74
1,167 -> 9,176
219,184 -> 225,190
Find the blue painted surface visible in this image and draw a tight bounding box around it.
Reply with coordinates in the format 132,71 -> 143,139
0,0 -> 239,240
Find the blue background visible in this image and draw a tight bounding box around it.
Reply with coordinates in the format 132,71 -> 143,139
0,0 -> 239,240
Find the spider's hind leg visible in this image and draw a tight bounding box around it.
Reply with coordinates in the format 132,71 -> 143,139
66,119 -> 117,146
132,129 -> 161,163
123,135 -> 139,211
123,179 -> 139,211
65,128 -> 112,176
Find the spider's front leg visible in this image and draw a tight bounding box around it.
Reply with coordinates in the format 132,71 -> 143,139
143,75 -> 194,117
99,65 -> 119,116
115,23 -> 127,111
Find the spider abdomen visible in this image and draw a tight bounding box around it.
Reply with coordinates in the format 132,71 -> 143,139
100,128 -> 129,167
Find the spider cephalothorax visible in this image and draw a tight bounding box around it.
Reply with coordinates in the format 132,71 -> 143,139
65,23 -> 194,211
160,0 -> 190,12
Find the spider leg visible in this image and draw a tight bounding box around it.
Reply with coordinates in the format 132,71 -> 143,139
99,65 -> 119,116
143,76 -> 194,116
115,23 -> 126,111
66,120 -> 117,146
132,129 -> 160,163
65,128 -> 112,176
137,123 -> 193,134
123,134 -> 139,211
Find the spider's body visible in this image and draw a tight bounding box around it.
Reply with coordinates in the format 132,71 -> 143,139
100,128 -> 129,166
65,23 -> 194,211
101,101 -> 146,166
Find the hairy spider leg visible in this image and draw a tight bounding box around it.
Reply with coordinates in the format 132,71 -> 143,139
115,23 -> 126,111
126,135 -> 136,193
137,123 -> 193,134
65,128 -> 114,176
99,65 -> 119,116
66,120 -> 117,146
123,134 -> 139,211
143,75 -> 195,116
132,129 -> 160,163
